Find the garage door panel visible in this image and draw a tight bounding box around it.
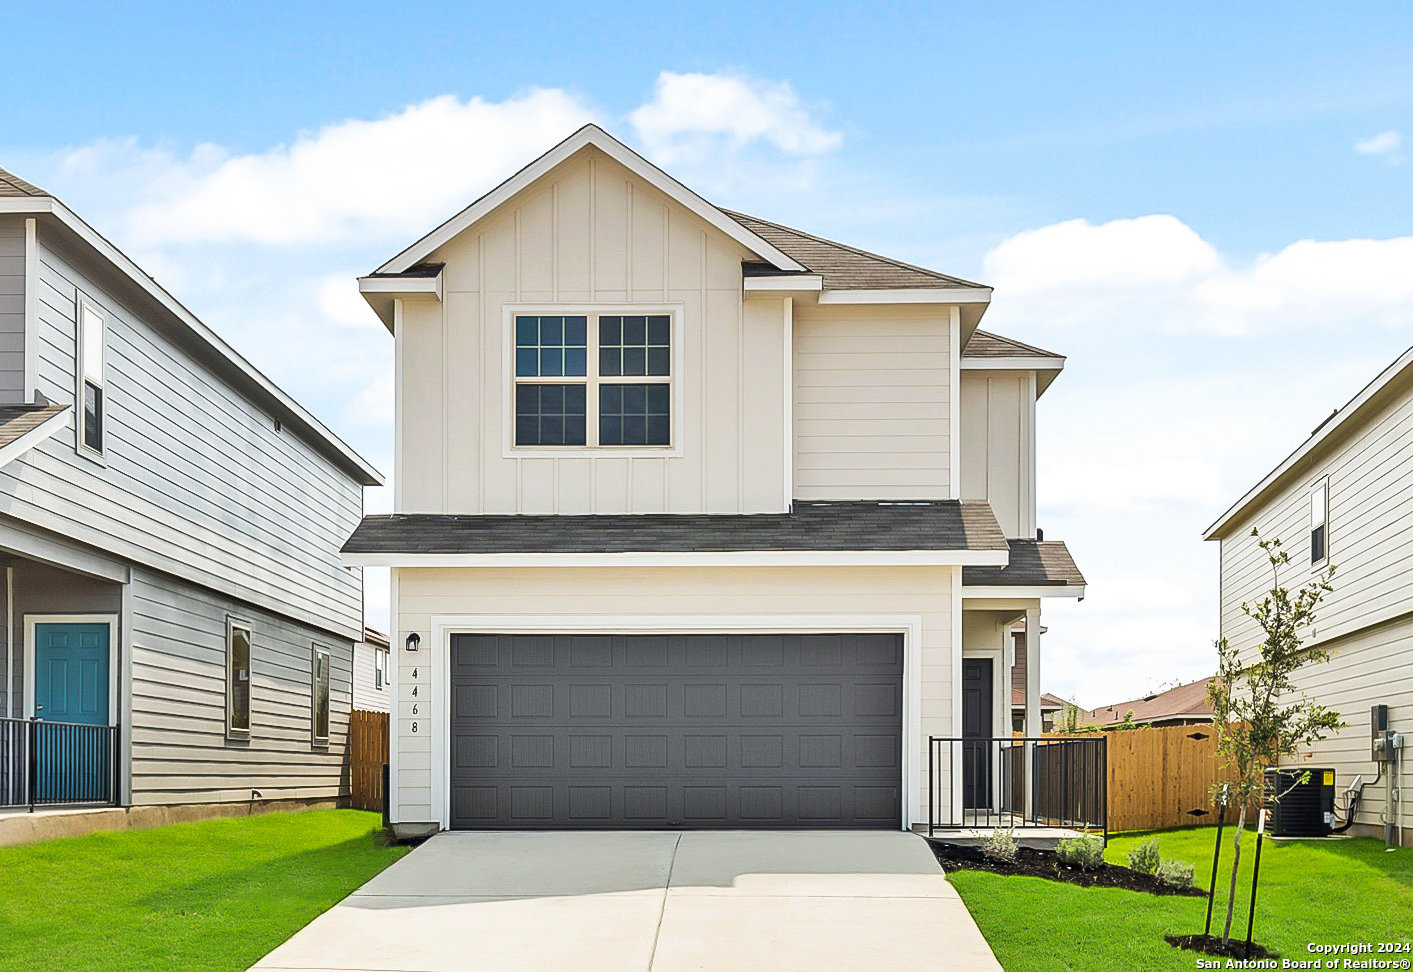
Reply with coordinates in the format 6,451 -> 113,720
450,633 -> 902,829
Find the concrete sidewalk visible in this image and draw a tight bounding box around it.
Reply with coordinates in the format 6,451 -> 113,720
251,830 -> 1003,972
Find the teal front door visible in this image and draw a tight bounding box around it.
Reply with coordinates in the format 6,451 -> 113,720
33,622 -> 113,803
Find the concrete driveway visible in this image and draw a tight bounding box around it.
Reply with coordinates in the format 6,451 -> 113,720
252,830 -> 1002,972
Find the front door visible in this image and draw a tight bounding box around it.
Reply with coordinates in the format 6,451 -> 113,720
33,622 -> 112,802
962,658 -> 993,810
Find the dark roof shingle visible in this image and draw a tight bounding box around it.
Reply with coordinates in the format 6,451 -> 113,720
963,330 -> 1063,360
725,211 -> 985,291
0,166 -> 47,198
343,500 -> 1008,556
962,539 -> 1085,587
0,403 -> 68,450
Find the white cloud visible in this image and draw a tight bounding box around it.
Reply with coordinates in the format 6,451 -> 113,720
984,214 -> 1413,334
316,273 -> 383,330
1354,129 -> 1402,161
629,71 -> 842,164
100,89 -> 599,247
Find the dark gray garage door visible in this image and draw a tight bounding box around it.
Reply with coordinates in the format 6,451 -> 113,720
449,633 -> 903,829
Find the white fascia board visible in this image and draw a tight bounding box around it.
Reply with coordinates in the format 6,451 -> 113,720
358,274 -> 443,298
343,549 -> 1012,569
961,356 -> 1065,372
1204,343 -> 1413,540
816,287 -> 993,305
962,585 -> 1087,600
375,125 -> 808,275
0,406 -> 72,469
743,275 -> 823,293
2,197 -> 384,486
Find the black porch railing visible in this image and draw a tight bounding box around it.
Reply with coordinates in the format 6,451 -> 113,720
928,735 -> 1107,838
0,717 -> 120,811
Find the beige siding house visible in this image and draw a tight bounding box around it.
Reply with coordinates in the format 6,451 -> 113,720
1206,344 -> 1413,842
343,127 -> 1085,837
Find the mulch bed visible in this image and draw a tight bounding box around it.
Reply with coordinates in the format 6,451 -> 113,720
1166,934 -> 1276,960
927,840 -> 1207,897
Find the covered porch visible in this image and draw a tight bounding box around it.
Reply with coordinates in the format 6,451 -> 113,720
0,539 -> 126,813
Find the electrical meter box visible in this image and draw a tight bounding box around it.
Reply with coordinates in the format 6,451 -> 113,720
1373,704 -> 1391,761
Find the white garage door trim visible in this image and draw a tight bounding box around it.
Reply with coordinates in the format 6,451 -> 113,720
428,614 -> 926,832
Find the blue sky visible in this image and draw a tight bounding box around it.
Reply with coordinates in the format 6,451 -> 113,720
4,1 -> 1412,705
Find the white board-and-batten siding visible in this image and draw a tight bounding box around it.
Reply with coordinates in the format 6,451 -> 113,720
399,147 -> 790,515
959,372 -> 1034,539
0,219 -> 25,402
128,567 -> 353,805
792,304 -> 951,501
0,232 -> 363,641
1217,375 -> 1413,834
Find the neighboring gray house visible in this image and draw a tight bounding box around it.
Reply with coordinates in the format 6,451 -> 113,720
353,627 -> 391,712
1206,343 -> 1413,843
0,166 -> 381,833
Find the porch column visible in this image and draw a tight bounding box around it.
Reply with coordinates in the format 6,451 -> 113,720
1024,606 -> 1041,818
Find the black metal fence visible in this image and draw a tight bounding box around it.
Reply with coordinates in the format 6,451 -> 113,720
0,717 -> 119,811
928,735 -> 1107,838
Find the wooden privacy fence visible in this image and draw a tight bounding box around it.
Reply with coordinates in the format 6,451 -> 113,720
349,709 -> 389,813
1051,724 -> 1236,832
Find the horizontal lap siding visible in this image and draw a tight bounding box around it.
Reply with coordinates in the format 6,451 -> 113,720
3,238 -> 362,640
352,641 -> 390,712
793,308 -> 950,500
393,565 -> 954,828
128,568 -> 353,804
1220,387 -> 1413,658
0,219 -> 23,401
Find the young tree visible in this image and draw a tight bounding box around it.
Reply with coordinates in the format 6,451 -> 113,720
1207,530 -> 1343,946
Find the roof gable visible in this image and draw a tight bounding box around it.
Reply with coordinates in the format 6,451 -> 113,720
375,125 -> 807,276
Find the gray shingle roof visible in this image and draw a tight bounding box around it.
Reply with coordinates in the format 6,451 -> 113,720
0,166 -> 47,198
725,211 -> 985,291
342,500 -> 1008,555
0,403 -> 68,449
962,540 -> 1085,587
963,330 -> 1063,360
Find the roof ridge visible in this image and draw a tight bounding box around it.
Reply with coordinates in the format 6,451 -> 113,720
722,210 -> 986,289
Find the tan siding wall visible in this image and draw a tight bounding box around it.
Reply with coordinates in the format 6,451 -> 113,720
401,148 -> 788,514
959,372 -> 1034,538
0,218 -> 23,402
352,640 -> 390,712
392,565 -> 956,828
128,568 -> 354,805
793,305 -> 950,500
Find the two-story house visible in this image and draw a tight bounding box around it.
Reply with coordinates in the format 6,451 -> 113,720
1205,343 -> 1413,844
341,126 -> 1084,837
0,166 -> 380,840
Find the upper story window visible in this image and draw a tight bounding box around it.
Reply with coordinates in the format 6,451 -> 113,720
512,313 -> 672,449
1310,479 -> 1329,566
374,645 -> 387,691
77,301 -> 106,457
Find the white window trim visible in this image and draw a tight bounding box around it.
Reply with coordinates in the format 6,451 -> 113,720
500,303 -> 685,458
22,614 -> 119,724
423,613 -> 924,833
311,644 -> 332,747
75,296 -> 107,464
374,646 -> 386,691
226,617 -> 253,739
1310,477 -> 1330,568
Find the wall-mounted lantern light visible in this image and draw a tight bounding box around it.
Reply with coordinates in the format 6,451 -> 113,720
405,632 -> 421,652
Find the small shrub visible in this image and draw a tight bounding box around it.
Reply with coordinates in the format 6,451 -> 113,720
1127,837 -> 1162,876
1055,834 -> 1105,871
981,827 -> 1018,863
1157,858 -> 1195,888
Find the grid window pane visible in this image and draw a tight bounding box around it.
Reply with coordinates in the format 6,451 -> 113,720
516,383 -> 587,445
600,383 -> 670,446
599,315 -> 670,377
515,316 -> 588,377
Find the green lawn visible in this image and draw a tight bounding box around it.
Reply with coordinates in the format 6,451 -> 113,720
949,827 -> 1413,972
0,809 -> 407,972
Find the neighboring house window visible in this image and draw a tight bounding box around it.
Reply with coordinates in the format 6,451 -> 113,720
1310,479 -> 1329,565
78,301 -> 106,456
374,646 -> 387,691
513,313 -> 672,448
227,619 -> 252,736
311,646 -> 331,745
